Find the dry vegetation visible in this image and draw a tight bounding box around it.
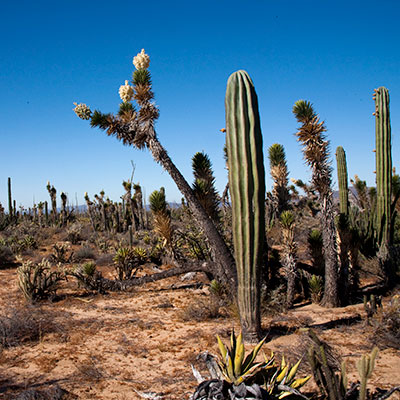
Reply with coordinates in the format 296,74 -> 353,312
0,216 -> 399,400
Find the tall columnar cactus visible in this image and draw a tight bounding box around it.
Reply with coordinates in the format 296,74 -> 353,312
7,177 -> 13,221
335,146 -> 349,216
225,70 -> 265,341
373,87 -> 392,246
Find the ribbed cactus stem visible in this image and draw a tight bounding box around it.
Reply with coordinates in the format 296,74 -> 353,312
225,70 -> 265,341
7,177 -> 12,218
335,146 -> 349,216
374,87 -> 392,245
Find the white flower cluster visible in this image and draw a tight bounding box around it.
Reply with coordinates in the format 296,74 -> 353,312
73,102 -> 92,120
119,80 -> 134,103
133,49 -> 150,70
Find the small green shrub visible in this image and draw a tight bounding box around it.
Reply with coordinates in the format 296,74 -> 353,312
308,274 -> 323,304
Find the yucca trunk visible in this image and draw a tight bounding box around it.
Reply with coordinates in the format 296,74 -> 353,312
321,193 -> 339,307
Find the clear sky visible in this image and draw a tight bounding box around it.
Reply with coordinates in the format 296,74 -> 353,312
1,0 -> 399,210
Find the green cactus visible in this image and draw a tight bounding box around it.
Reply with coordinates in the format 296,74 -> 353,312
373,87 -> 392,246
7,177 -> 12,220
336,146 -> 349,216
357,347 -> 378,400
225,70 -> 265,341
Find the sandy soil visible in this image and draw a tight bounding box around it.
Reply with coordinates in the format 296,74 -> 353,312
0,259 -> 399,399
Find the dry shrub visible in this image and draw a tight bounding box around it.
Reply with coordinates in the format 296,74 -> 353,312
179,297 -> 225,322
13,384 -> 71,400
73,245 -> 96,261
369,294 -> 400,350
75,355 -> 104,381
0,306 -> 57,348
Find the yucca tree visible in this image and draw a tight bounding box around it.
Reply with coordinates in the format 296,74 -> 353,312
149,187 -> 177,261
192,151 -> 221,225
46,182 -> 57,225
280,211 -> 297,308
133,183 -> 145,229
74,50 -> 236,292
293,100 -> 339,307
268,144 -> 290,216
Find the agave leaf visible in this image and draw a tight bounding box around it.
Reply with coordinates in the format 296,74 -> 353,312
230,330 -> 236,354
216,335 -> 228,362
287,359 -> 301,382
281,355 -> 286,368
242,336 -> 267,372
291,376 -> 311,389
278,392 -> 293,399
226,352 -> 235,382
276,365 -> 289,383
234,333 -> 245,376
243,361 -> 266,375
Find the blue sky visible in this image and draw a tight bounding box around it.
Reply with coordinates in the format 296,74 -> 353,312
1,0 -> 399,209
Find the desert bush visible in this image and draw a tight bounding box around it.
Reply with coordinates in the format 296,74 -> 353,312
67,262 -> 105,293
17,259 -> 65,302
74,245 -> 96,261
0,306 -> 56,348
0,243 -> 14,265
369,294 -> 400,350
65,222 -> 83,244
261,283 -> 287,315
113,247 -> 146,280
49,242 -> 73,263
308,274 -> 323,304
180,298 -> 224,322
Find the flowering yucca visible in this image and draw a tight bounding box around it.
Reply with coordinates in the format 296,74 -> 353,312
133,49 -> 150,70
119,80 -> 134,102
73,102 -> 92,120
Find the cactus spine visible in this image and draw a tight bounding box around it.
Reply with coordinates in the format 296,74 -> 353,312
373,87 -> 392,245
225,70 -> 265,341
336,146 -> 349,216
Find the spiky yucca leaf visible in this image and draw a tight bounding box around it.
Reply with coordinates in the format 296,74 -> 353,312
82,261 -> 97,277
292,100 -> 316,123
192,152 -> 220,223
268,144 -> 286,167
90,110 -> 112,130
280,211 -> 295,229
149,188 -> 167,213
153,212 -> 173,248
133,69 -> 151,86
118,101 -> 135,115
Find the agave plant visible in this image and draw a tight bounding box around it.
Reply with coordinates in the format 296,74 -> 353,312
215,331 -> 269,386
192,331 -> 310,399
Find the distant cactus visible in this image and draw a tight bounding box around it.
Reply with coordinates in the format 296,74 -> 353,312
7,177 -> 13,221
335,146 -> 349,216
225,70 -> 265,341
